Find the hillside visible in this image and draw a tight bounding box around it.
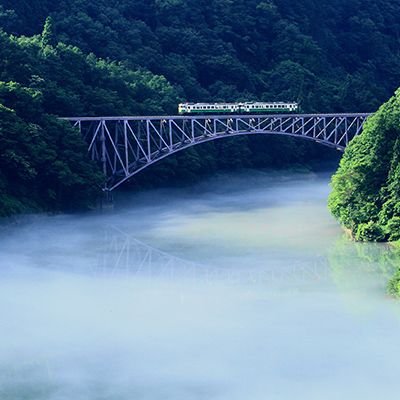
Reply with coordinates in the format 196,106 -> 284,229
3,0 -> 400,111
1,0 -> 400,215
329,89 -> 400,242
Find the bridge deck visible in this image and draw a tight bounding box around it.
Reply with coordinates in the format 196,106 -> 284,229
64,113 -> 371,122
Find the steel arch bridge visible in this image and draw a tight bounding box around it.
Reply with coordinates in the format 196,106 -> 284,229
65,113 -> 371,191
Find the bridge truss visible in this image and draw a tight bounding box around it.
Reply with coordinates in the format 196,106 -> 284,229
65,113 -> 370,191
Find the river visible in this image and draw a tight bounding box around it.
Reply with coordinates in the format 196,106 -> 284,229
0,169 -> 399,399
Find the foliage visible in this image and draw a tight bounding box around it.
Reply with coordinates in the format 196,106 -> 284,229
0,0 -> 400,214
0,90 -> 104,215
0,28 -> 177,216
329,89 -> 400,242
3,0 -> 398,111
354,222 -> 385,242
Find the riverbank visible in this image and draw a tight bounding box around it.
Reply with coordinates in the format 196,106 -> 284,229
333,224 -> 400,298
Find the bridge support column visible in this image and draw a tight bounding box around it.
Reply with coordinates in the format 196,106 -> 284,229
100,121 -> 107,176
99,188 -> 114,211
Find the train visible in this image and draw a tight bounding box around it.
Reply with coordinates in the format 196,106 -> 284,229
178,101 -> 299,114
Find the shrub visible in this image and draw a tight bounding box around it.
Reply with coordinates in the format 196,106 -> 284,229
354,221 -> 386,242
386,217 -> 400,241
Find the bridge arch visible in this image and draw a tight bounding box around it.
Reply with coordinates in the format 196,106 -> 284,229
106,130 -> 342,190
65,113 -> 370,191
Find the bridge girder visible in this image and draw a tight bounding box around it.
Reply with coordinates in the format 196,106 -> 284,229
64,114 -> 371,191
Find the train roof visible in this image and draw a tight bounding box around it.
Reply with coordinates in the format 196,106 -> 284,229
179,101 -> 298,105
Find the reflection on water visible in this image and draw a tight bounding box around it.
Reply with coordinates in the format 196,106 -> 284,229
0,170 -> 400,400
85,226 -> 331,287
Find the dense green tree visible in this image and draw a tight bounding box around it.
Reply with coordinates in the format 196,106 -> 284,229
2,0 -> 399,110
0,25 -> 180,216
328,88 -> 400,242
41,16 -> 56,47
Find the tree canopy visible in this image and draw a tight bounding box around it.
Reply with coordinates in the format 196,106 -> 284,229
329,89 -> 400,242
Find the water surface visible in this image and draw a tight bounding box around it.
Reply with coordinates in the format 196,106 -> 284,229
1,170 -> 399,400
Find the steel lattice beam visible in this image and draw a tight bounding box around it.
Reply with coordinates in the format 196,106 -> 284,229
64,113 -> 371,191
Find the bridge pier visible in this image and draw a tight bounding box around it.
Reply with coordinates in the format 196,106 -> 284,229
99,188 -> 114,211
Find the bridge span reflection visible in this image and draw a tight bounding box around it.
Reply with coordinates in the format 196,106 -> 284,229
88,226 -> 331,288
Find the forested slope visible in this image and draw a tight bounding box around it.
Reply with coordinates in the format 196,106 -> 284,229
1,0 -> 400,216
3,0 -> 399,111
0,29 -> 177,215
329,89 -> 400,242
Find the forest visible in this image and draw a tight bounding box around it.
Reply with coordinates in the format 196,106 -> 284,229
1,0 -> 400,216
329,89 -> 400,243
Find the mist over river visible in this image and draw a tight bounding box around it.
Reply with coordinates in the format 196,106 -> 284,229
1,169 -> 400,400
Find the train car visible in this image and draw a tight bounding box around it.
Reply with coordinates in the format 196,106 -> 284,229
178,101 -> 298,114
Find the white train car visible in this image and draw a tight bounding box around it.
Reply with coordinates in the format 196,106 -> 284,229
178,102 -> 298,114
